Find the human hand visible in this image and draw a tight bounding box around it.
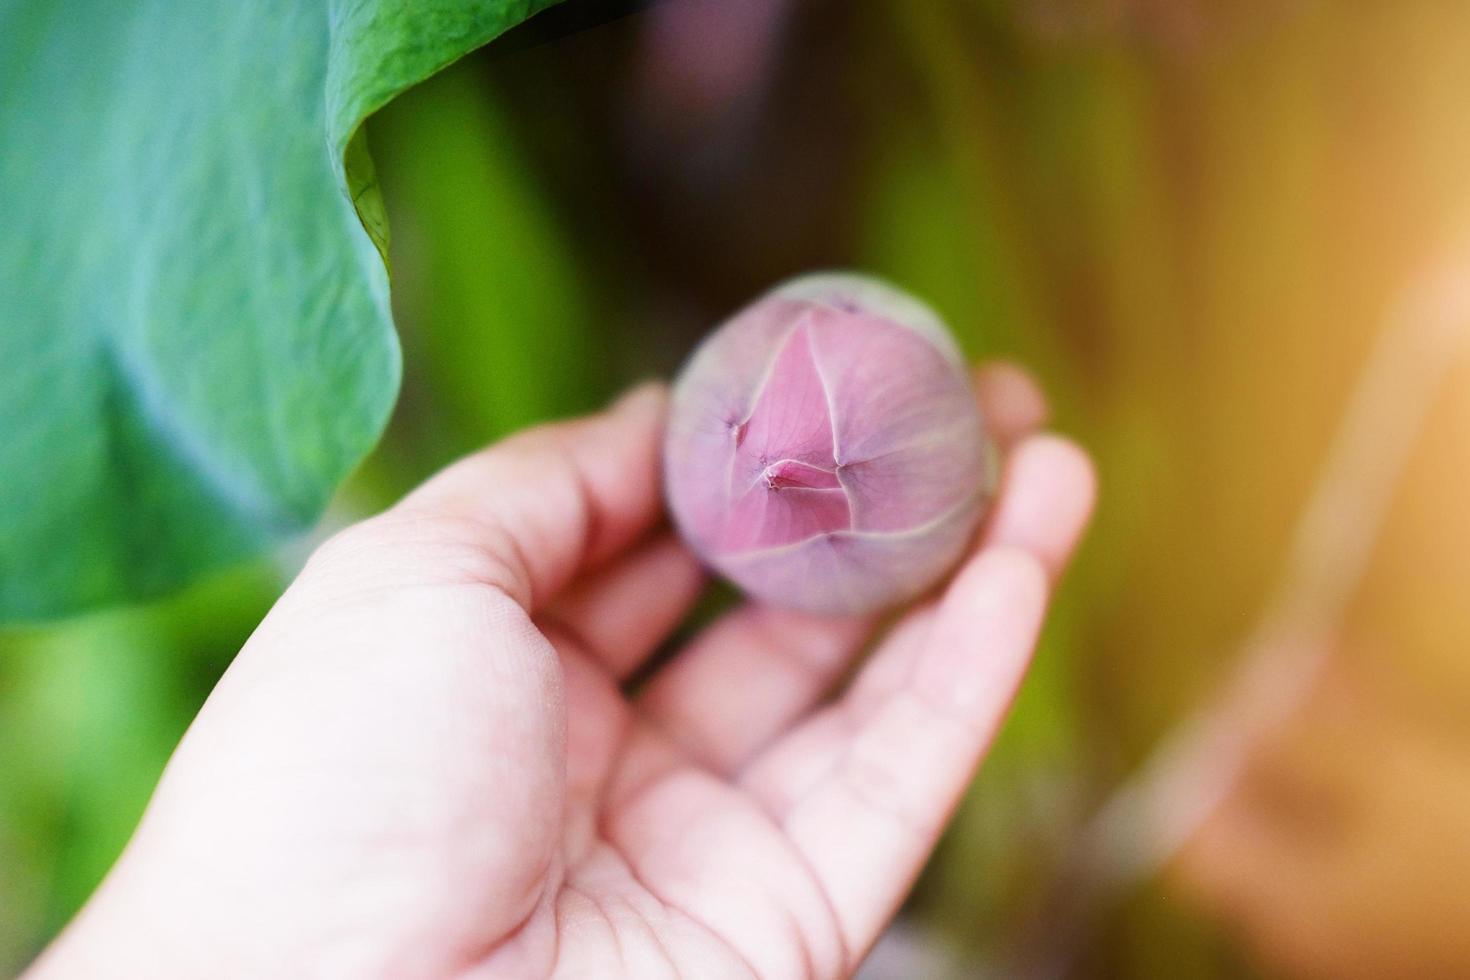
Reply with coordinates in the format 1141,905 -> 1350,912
29,364 -> 1093,979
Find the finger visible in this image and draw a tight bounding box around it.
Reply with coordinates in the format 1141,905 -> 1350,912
980,434 -> 1095,583
975,360 -> 1049,449
556,643 -> 633,858
744,430 -> 1095,803
774,547 -> 1050,959
637,608 -> 874,772
635,361 -> 1055,772
832,435 -> 1093,725
539,533 -> 706,679
312,383 -> 668,612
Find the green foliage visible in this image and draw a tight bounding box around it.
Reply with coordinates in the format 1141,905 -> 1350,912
377,64 -> 607,454
0,564 -> 280,957
0,0 -> 560,623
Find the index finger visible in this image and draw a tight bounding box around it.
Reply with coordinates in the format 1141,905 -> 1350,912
311,383 -> 670,612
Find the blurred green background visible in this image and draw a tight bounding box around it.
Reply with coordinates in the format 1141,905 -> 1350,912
7,1 -> 1470,976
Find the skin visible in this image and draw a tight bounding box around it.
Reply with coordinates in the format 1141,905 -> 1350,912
27,362 -> 1094,980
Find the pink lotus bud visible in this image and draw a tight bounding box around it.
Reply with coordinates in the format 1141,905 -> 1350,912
664,272 -> 995,615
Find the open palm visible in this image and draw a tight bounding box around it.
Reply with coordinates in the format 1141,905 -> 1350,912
30,365 -> 1092,980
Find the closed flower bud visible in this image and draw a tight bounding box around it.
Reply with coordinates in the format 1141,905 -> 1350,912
664,272 -> 995,615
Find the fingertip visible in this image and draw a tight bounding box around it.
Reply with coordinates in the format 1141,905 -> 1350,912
610,379 -> 670,420
581,380 -> 668,456
983,433 -> 1096,582
974,361 -> 1049,449
1031,432 -> 1098,527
